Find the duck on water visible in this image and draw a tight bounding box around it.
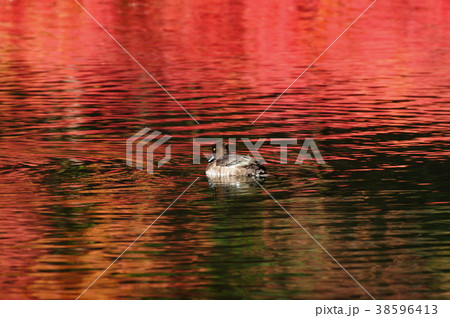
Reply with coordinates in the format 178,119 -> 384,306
206,142 -> 268,177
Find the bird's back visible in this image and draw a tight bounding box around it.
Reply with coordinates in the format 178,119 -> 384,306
207,154 -> 267,177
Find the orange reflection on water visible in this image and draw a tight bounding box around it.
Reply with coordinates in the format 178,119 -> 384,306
0,0 -> 449,299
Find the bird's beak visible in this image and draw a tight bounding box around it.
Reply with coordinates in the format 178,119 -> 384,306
208,154 -> 215,163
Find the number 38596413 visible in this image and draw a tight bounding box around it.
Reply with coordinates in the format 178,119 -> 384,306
376,305 -> 437,315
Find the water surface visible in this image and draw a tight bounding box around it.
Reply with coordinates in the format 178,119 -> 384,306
0,0 -> 449,299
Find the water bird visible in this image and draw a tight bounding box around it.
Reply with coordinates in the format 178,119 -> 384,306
206,142 -> 268,177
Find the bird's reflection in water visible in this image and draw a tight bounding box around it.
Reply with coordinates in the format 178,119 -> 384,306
207,175 -> 267,201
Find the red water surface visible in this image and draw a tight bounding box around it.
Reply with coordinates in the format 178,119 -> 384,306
0,0 -> 449,299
